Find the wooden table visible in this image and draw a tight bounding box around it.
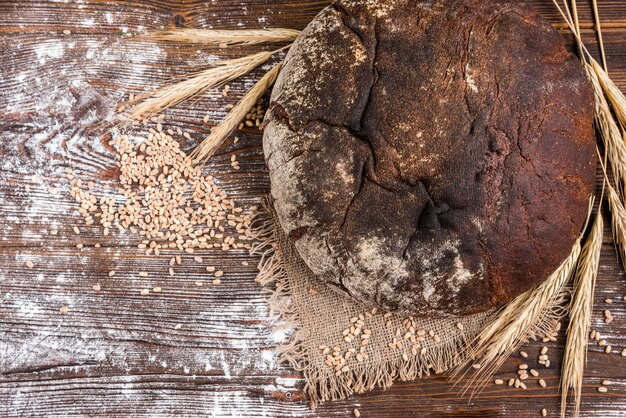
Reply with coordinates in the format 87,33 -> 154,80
1,0 -> 626,416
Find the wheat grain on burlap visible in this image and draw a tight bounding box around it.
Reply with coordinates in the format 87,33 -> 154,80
251,197 -> 492,406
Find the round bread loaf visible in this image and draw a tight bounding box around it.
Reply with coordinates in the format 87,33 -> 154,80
263,0 -> 596,315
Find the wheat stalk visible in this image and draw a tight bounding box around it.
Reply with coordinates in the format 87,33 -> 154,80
591,0 -> 608,70
456,237 -> 582,396
551,0 -> 591,59
123,50 -> 280,122
554,6 -> 621,417
142,28 -> 301,46
570,0 -> 584,58
559,0 -> 624,135
190,63 -> 282,164
560,212 -> 603,418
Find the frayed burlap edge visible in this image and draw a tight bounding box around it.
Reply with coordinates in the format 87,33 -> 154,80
249,197 -> 497,406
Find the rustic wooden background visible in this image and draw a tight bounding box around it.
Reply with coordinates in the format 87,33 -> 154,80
1,0 -> 626,416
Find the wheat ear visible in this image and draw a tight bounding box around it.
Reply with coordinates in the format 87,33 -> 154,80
585,64 -> 626,197
123,50 -> 279,122
589,59 -> 626,130
141,28 -> 301,46
456,238 -> 582,397
190,63 -> 282,164
608,185 -> 626,272
560,212 -> 603,418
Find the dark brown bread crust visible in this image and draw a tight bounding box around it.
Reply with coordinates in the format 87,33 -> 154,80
264,0 -> 596,315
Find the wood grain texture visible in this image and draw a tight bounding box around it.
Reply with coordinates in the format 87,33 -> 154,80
1,0 -> 626,417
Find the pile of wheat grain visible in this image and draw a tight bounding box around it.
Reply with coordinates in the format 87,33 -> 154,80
66,118 -> 256,284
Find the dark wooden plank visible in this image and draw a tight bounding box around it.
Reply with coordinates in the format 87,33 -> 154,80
1,0 -> 626,417
0,0 -> 624,35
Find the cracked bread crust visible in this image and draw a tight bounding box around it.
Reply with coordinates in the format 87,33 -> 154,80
263,0 -> 596,315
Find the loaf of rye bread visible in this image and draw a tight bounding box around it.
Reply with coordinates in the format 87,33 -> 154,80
263,0 -> 596,315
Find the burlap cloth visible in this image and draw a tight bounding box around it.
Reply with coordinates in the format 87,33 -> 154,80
251,198 -> 494,406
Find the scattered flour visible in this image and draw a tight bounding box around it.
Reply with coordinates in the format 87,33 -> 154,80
1,12 -> 296,417
34,41 -> 65,65
465,64 -> 479,93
